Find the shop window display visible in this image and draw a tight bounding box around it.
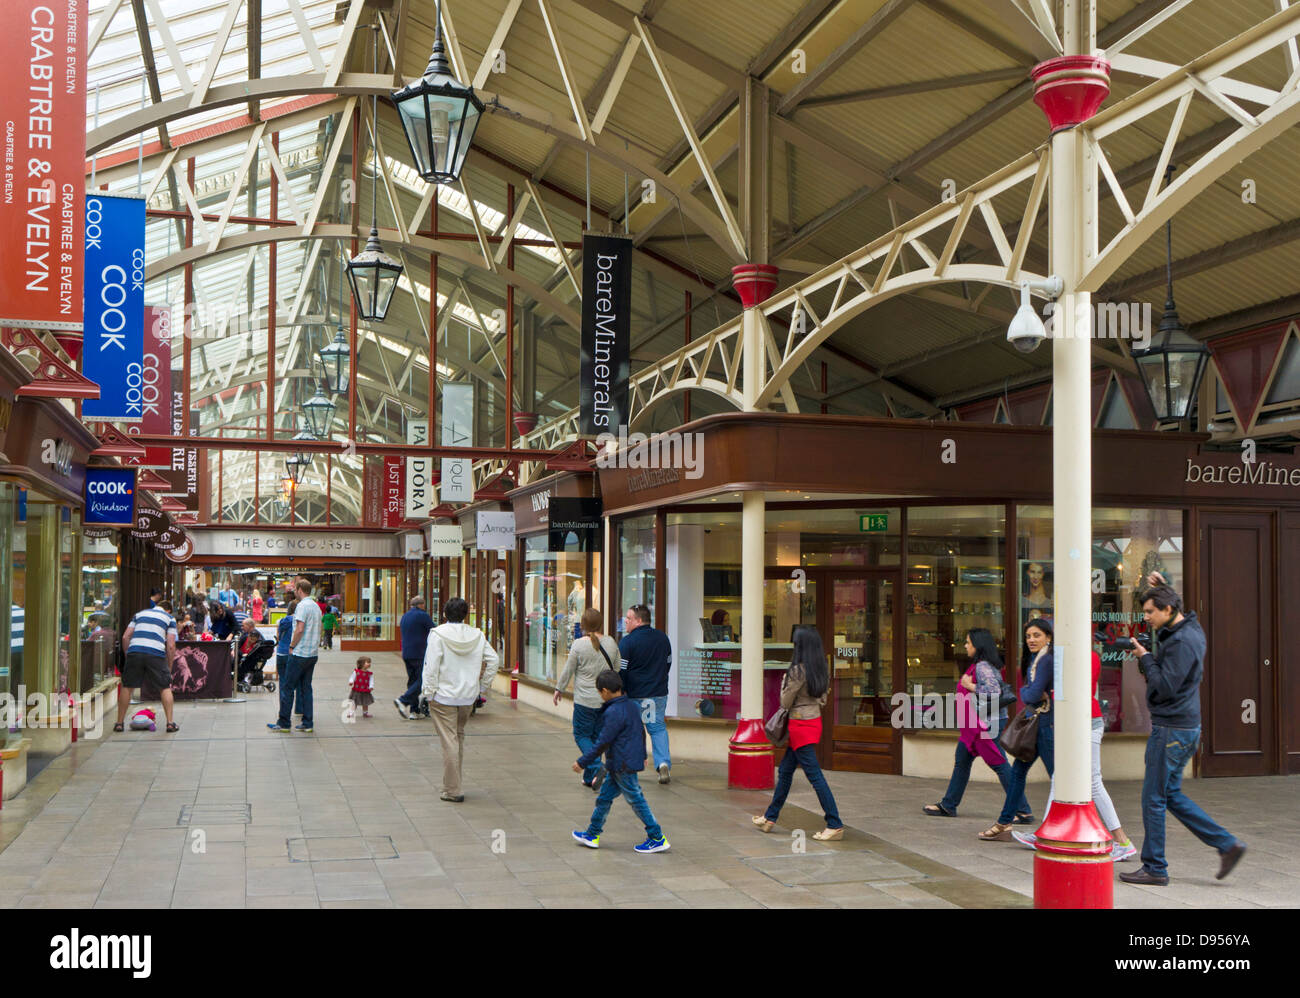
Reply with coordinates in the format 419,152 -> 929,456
905,506 -> 1006,722
1017,505 -> 1182,733
615,515 -> 656,632
523,534 -> 586,682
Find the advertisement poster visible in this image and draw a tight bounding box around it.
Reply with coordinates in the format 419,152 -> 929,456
440,383 -> 473,503
383,455 -> 403,529
1019,558 -> 1053,632
405,419 -> 430,519
579,232 -> 632,435
125,305 -> 172,468
143,641 -> 233,701
363,456 -> 382,527
82,193 -> 146,420
0,0 -> 84,333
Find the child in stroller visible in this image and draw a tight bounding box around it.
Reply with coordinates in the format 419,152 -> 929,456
237,636 -> 277,693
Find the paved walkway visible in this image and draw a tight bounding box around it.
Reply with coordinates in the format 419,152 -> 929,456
0,650 -> 1293,908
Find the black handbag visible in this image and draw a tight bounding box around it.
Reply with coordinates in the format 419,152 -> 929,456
998,680 -> 1017,709
764,707 -> 790,748
999,707 -> 1040,762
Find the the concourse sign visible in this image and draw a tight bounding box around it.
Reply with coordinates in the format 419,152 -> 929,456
83,193 -> 146,421
579,232 -> 632,435
83,467 -> 138,527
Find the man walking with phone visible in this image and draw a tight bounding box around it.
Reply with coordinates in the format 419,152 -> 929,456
1119,579 -> 1246,886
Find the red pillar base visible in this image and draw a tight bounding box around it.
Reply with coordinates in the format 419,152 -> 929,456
510,668 -> 519,700
728,718 -> 775,790
1032,800 -> 1114,909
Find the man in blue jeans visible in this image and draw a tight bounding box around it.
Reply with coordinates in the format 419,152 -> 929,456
1119,582 -> 1245,886
269,579 -> 322,734
395,595 -> 434,719
619,603 -> 673,783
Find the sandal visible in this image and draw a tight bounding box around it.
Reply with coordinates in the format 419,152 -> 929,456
751,815 -> 774,833
112,723 -> 124,733
812,827 -> 844,841
165,722 -> 179,733
923,803 -> 955,817
979,822 -> 1014,841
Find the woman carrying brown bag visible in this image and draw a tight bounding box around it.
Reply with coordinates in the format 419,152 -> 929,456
752,626 -> 844,841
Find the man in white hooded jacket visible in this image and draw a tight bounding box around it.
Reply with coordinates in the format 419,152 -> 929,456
422,597 -> 500,801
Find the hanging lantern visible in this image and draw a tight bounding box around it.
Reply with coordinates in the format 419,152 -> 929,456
391,0 -> 483,184
302,387 -> 337,438
347,226 -> 404,321
319,326 -> 350,395
285,429 -> 314,486
1131,169 -> 1210,424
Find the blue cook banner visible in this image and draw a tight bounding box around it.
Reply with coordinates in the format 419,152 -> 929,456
83,467 -> 138,527
82,194 -> 146,421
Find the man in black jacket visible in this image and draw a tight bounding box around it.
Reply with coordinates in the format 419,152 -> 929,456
619,604 -> 673,783
1119,584 -> 1245,886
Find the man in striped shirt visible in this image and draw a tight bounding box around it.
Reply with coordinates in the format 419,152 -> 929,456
114,591 -> 179,733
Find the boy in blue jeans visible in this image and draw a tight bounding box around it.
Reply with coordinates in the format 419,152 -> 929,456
572,671 -> 670,853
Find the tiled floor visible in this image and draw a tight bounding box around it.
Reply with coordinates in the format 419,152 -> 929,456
0,649 -> 1292,908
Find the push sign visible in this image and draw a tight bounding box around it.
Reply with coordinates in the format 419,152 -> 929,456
84,467 -> 139,527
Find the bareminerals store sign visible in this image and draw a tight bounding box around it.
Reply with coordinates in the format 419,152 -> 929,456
191,530 -> 400,559
1185,458 -> 1300,489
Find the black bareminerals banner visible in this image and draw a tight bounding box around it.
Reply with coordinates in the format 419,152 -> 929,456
579,232 -> 632,435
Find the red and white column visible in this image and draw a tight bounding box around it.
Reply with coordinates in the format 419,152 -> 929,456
728,264 -> 779,790
1031,47 -> 1114,908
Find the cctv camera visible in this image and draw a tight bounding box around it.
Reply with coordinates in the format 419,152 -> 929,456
1006,278 -> 1062,354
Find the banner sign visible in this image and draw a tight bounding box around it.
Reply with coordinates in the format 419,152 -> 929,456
579,232 -> 632,435
476,510 -> 515,551
406,419 -> 430,519
83,467 -> 137,527
154,525 -> 191,552
125,305 -> 172,468
440,383 -> 473,503
130,507 -> 164,539
0,0 -> 84,332
548,496 -> 603,552
143,641 -> 231,700
163,532 -> 195,562
160,407 -> 199,502
383,455 -> 403,529
83,194 -> 146,420
191,529 -> 400,559
402,532 -> 424,560
363,456 -> 382,527
426,523 -> 462,558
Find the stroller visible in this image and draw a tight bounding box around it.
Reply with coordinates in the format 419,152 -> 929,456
237,637 -> 277,693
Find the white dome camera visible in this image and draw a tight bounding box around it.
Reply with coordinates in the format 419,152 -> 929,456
1006,277 -> 1063,353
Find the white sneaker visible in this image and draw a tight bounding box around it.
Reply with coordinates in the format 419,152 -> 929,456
1011,830 -> 1037,849
393,698 -> 410,720
657,763 -> 670,785
1111,840 -> 1138,862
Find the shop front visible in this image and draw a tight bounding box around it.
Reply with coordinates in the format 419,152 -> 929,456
187,528 -> 404,650
508,472 -> 601,687
451,501 -> 513,669
0,354 -> 108,775
597,413 -> 1300,779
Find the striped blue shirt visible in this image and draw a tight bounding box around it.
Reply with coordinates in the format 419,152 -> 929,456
127,607 -> 176,658
10,605 -> 22,652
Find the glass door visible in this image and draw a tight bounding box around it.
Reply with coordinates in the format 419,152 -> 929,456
824,574 -> 899,773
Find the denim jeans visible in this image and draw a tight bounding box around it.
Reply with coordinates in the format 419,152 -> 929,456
1139,725 -> 1237,877
639,695 -> 670,769
572,704 -> 603,784
939,734 -> 1019,815
765,743 -> 843,829
277,654 -> 317,728
399,658 -> 423,708
586,771 -> 662,840
998,714 -> 1053,824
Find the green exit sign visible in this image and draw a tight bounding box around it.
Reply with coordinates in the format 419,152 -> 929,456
860,514 -> 888,532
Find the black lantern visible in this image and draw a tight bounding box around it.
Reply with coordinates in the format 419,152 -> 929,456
319,325 -> 349,395
348,24 -> 404,321
347,226 -> 403,321
1131,167 -> 1209,423
285,429 -> 314,486
391,0 -> 483,184
302,387 -> 337,438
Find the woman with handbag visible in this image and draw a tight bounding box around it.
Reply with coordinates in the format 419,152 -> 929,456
553,607 -> 622,791
752,626 -> 844,840
980,618 -> 1056,841
923,628 -> 1029,818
